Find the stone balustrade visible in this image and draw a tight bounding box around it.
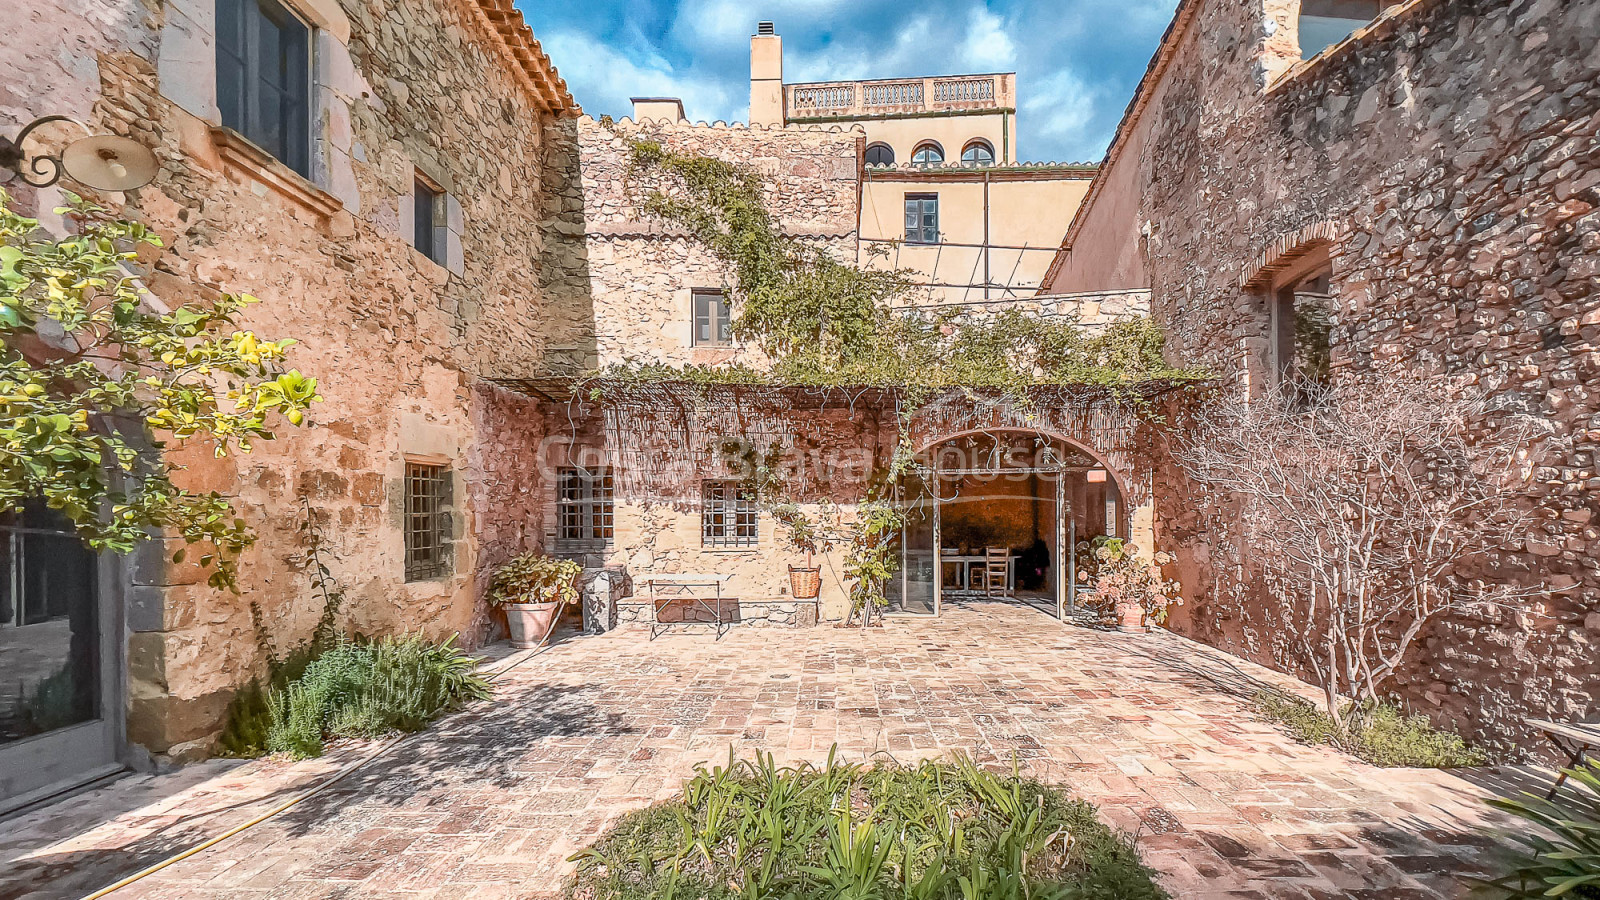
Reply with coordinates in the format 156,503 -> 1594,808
786,73 -> 1015,119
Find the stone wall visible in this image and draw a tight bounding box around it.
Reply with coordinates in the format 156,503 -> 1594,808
6,0 -> 568,756
537,117 -> 862,373
1057,0 -> 1600,754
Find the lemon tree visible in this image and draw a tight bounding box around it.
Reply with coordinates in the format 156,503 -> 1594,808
0,191 -> 320,588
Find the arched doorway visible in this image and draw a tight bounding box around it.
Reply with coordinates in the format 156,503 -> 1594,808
891,429 -> 1126,620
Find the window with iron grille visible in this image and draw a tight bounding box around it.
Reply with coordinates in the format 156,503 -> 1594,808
701,481 -> 758,548
404,463 -> 451,581
904,193 -> 939,244
692,290 -> 731,346
558,467 -> 613,547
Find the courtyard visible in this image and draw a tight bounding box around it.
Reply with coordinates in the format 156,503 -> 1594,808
0,604 -> 1510,899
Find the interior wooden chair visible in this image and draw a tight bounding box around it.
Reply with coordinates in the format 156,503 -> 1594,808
982,547 -> 1010,597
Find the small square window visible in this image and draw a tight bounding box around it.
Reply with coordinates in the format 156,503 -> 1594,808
404,463 -> 451,581
702,482 -> 758,548
692,290 -> 732,346
557,467 -> 614,549
412,177 -> 445,265
904,194 -> 939,244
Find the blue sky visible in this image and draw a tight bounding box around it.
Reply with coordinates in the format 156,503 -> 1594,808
519,0 -> 1182,164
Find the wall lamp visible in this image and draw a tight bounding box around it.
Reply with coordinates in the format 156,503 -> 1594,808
0,116 -> 158,192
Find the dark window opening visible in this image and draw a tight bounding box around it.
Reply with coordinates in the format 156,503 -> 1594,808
961,140 -> 995,166
0,500 -> 100,745
404,463 -> 451,581
702,482 -> 758,548
864,143 -> 895,166
1272,268 -> 1334,396
216,0 -> 311,176
558,467 -> 614,548
412,177 -> 445,265
1298,0 -> 1383,59
911,142 -> 944,166
693,290 -> 732,346
904,193 -> 939,244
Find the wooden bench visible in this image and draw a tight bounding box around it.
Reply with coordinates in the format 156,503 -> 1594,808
641,573 -> 734,640
1527,718 -> 1600,800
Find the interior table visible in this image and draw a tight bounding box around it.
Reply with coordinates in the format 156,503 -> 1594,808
641,573 -> 735,640
940,554 -> 1014,596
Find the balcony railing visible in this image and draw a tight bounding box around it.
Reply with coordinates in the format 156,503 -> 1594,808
791,84 -> 854,112
785,74 -> 1012,119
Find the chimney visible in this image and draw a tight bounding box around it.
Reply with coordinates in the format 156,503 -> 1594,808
630,97 -> 686,124
750,22 -> 783,127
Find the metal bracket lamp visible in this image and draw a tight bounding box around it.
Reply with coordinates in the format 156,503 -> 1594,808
0,115 -> 158,192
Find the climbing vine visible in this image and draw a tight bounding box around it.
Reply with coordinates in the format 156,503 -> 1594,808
574,135 -> 1208,613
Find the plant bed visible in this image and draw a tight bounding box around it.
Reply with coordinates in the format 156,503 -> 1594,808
567,749 -> 1168,899
1252,690 -> 1487,768
1475,760 -> 1600,899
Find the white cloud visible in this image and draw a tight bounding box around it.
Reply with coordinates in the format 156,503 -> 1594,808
540,29 -> 742,122
1019,68 -> 1101,161
958,8 -> 1016,71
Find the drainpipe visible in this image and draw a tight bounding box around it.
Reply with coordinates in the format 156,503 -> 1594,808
1001,110 -> 1010,164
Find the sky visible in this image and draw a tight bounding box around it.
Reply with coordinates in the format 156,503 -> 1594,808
518,0 -> 1182,165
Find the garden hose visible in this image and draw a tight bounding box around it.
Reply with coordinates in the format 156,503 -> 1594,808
78,627 -> 561,899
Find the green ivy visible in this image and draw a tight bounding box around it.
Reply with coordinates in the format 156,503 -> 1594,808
0,191 -> 321,589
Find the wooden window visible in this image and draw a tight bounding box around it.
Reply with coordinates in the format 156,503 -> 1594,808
557,467 -> 613,548
910,142 -> 944,166
404,463 -> 451,581
702,482 -> 758,548
1298,0 -> 1382,59
412,176 -> 444,265
216,0 -> 311,176
692,289 -> 731,347
961,140 -> 994,166
904,193 -> 939,244
864,143 -> 895,166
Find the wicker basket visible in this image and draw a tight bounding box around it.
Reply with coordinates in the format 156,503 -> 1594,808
788,565 -> 822,600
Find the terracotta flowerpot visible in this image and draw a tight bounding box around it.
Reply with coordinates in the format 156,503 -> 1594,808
789,566 -> 822,600
505,601 -> 560,648
1115,598 -> 1147,633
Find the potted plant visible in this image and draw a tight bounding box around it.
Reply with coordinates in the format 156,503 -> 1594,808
487,553 -> 583,648
1088,540 -> 1181,632
771,502 -> 834,600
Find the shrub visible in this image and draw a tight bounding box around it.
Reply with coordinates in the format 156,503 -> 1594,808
1252,690 -> 1486,768
262,634 -> 490,759
1476,761 -> 1600,899
487,553 -> 583,606
568,748 -> 1168,900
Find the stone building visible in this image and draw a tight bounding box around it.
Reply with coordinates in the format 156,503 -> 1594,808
747,22 -> 1097,306
0,0 -> 575,808
1041,0 -> 1599,752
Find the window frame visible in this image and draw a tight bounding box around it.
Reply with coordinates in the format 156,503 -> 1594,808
701,481 -> 759,549
1265,249 -> 1335,394
691,289 -> 732,347
904,193 -> 940,245
412,174 -> 445,266
215,0 -> 314,177
864,142 -> 895,166
557,467 -> 614,550
1296,0 -> 1384,59
910,142 -> 945,167
403,462 -> 452,582
961,140 -> 995,166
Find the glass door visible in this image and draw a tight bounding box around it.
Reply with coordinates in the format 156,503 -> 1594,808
895,470 -> 938,615
0,501 -> 120,813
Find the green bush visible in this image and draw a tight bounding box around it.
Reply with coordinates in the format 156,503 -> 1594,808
568,748 -> 1168,900
1252,690 -> 1487,768
256,634 -> 489,759
1476,761 -> 1600,899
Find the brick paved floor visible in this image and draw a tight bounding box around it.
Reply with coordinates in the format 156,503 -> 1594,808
1,603 -> 1513,899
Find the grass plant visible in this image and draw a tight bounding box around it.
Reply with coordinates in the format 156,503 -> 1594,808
568,748 -> 1167,899
1252,689 -> 1487,768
